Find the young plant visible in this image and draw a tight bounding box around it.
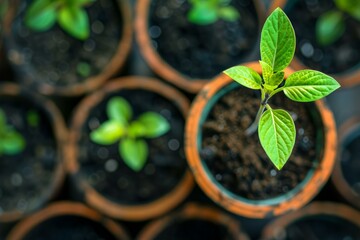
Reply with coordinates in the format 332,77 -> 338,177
224,8 -> 340,170
24,0 -> 95,40
187,0 -> 240,25
316,0 -> 360,46
0,108 -> 26,156
90,97 -> 170,172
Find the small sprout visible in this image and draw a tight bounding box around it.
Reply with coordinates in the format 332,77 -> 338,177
24,0 -> 95,40
0,108 -> 26,156
224,8 -> 340,170
187,0 -> 240,25
76,61 -> 91,78
316,0 -> 360,46
27,110 -> 39,127
90,97 -> 170,172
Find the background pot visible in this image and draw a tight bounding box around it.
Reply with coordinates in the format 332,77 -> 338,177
4,0 -> 132,96
0,83 -> 66,222
135,0 -> 265,93
137,203 -> 249,240
67,77 -> 194,221
185,62 -> 337,218
6,201 -> 130,240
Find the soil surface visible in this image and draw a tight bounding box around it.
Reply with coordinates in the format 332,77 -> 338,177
149,0 -> 260,79
78,90 -> 187,205
0,95 -> 57,214
287,0 -> 360,74
154,218 -> 234,240
201,85 -> 322,200
22,215 -> 120,240
6,0 -> 122,88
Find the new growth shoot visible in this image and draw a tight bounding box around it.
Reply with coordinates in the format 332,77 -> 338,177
224,8 -> 340,170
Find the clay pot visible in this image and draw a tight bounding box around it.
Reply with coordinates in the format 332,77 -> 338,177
261,202 -> 360,240
137,203 -> 249,240
6,201 -> 130,240
332,117 -> 360,209
185,62 -> 337,218
135,0 -> 265,93
3,0 -> 132,96
0,83 -> 66,222
67,77 -> 194,221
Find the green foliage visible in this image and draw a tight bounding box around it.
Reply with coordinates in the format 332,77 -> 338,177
27,110 -> 40,127
0,109 -> 26,156
187,0 -> 240,25
90,97 -> 170,172
316,0 -> 360,46
224,8 -> 340,170
25,0 -> 94,40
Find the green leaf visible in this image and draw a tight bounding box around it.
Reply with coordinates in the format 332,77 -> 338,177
106,97 -> 132,124
223,66 -> 262,90
259,109 -> 295,170
0,108 -> 5,128
25,0 -> 57,31
137,112 -> 170,138
58,5 -> 90,40
316,10 -> 345,46
283,70 -> 341,102
218,6 -> 240,22
268,71 -> 284,87
69,0 -> 95,7
188,2 -> 218,25
335,0 -> 360,20
260,8 -> 295,72
260,60 -> 273,84
120,138 -> 148,172
2,131 -> 26,155
90,120 -> 126,145
128,121 -> 146,138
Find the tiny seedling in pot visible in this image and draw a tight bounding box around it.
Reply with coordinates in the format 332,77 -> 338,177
90,97 -> 170,172
0,108 -> 26,156
187,0 -> 240,25
24,0 -> 95,40
316,0 -> 360,46
224,8 -> 340,170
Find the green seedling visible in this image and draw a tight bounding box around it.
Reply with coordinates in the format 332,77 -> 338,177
224,8 -> 340,170
316,0 -> 360,46
0,108 -> 26,156
90,97 -> 170,172
187,0 -> 240,25
24,0 -> 95,40
27,110 -> 39,128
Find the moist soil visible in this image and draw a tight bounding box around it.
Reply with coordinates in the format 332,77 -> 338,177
0,95 -> 57,214
271,215 -> 360,240
77,89 -> 187,205
286,0 -> 360,74
22,215 -> 120,240
153,219 -> 234,240
201,85 -> 322,200
149,0 -> 260,79
6,0 -> 122,88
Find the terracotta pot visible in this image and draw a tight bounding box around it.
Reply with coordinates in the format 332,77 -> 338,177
135,0 -> 265,93
6,201 -> 130,240
3,0 -> 132,96
185,62 -> 337,218
261,202 -> 360,239
67,77 -> 194,221
137,203 -> 249,240
0,83 -> 66,222
332,117 -> 360,209
269,0 -> 360,88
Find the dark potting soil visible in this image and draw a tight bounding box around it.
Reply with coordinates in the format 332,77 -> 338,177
22,215 -> 120,240
270,215 -> 360,240
286,0 -> 360,74
149,0 -> 260,79
154,218 -> 234,240
78,90 -> 187,205
340,128 -> 360,195
0,95 -> 57,214
201,86 -> 322,200
6,0 -> 122,88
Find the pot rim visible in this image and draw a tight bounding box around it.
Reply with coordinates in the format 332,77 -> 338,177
185,61 -> 337,218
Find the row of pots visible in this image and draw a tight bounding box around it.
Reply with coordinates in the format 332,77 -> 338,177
2,0 -> 360,97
